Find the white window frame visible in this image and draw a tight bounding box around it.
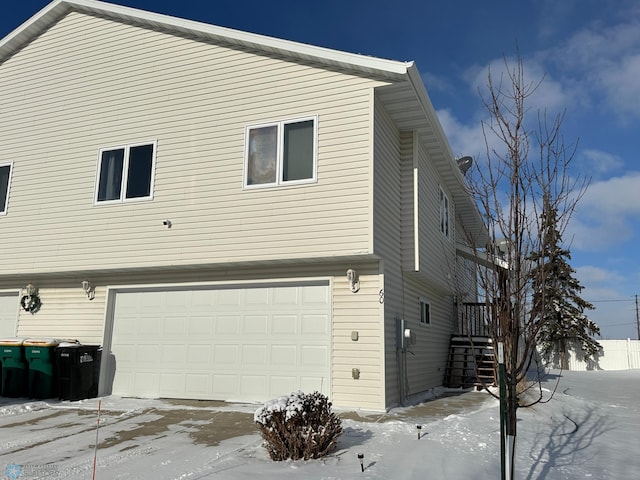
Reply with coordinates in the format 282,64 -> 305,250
439,187 -> 451,239
243,115 -> 318,189
0,162 -> 13,216
94,141 -> 157,205
419,298 -> 431,326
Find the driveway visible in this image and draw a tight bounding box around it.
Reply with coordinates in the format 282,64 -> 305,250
0,390 -> 491,478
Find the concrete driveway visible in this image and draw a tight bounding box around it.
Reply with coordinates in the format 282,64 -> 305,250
0,390 -> 491,478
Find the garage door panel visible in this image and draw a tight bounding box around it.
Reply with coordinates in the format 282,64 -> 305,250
301,376 -> 327,393
215,315 -> 240,334
186,374 -> 210,394
214,345 -> 238,364
271,376 -> 297,394
187,316 -> 213,336
111,283 -> 330,402
271,345 -> 297,365
301,314 -> 330,335
213,375 -> 236,395
273,286 -> 298,305
245,288 -> 269,306
160,344 -> 185,364
241,376 -> 267,396
0,293 -> 19,338
187,344 -> 211,364
134,373 -> 159,396
242,344 -> 268,364
243,315 -> 268,334
159,373 -> 185,394
272,315 -> 297,334
138,317 -> 159,336
301,345 -> 329,368
303,285 -> 330,304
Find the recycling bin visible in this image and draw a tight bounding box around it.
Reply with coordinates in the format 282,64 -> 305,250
23,338 -> 60,399
0,338 -> 28,397
56,343 -> 101,401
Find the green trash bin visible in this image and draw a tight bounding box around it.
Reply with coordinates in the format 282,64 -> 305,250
24,338 -> 60,399
0,338 -> 28,397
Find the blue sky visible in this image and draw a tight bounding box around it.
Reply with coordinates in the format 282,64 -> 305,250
2,0 -> 638,339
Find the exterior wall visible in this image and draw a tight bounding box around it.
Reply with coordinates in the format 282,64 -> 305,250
3,260 -> 386,410
402,275 -> 455,393
0,12 -> 387,275
415,137 -> 458,292
372,99 -> 404,406
373,104 -> 473,405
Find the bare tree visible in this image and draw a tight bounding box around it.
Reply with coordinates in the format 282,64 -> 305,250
467,53 -> 589,478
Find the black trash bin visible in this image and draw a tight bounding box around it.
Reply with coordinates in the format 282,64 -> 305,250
56,343 -> 101,401
0,338 -> 28,397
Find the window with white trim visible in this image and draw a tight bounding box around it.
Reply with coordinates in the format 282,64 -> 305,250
439,187 -> 450,239
95,142 -> 156,203
244,116 -> 317,188
0,163 -> 12,215
420,299 -> 431,325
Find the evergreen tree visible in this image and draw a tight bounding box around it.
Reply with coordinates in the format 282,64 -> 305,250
530,200 -> 600,369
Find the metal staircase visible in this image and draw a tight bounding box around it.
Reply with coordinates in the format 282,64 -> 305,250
443,336 -> 496,389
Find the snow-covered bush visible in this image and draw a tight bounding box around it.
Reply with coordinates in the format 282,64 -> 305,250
254,390 -> 342,461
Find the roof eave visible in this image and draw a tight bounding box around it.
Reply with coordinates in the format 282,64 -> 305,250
0,0 -> 410,80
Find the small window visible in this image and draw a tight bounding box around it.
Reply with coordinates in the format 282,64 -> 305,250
420,299 -> 431,325
0,163 -> 12,215
95,142 -> 156,203
439,187 -> 450,239
245,117 -> 317,188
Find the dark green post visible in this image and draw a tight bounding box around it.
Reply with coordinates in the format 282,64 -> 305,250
498,341 -> 506,480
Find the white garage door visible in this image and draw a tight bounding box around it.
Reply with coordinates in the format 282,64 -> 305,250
110,282 -> 331,403
0,292 -> 19,338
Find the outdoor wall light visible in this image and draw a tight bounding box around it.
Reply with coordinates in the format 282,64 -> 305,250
21,284 -> 41,313
82,280 -> 95,300
346,268 -> 360,293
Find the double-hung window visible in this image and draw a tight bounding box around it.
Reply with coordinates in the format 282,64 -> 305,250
95,142 -> 156,203
439,187 -> 450,239
0,163 -> 12,215
244,116 -> 317,188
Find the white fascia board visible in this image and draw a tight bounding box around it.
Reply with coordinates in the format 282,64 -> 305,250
1,0 -> 411,80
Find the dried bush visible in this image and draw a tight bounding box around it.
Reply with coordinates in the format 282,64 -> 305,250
254,391 -> 343,461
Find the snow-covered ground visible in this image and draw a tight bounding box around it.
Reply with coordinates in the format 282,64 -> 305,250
1,370 -> 638,479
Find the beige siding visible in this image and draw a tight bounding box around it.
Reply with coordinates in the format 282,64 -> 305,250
372,99 -> 404,406
0,12 -> 387,275
7,260 -> 385,409
373,103 -> 474,403
401,276 -> 454,391
415,137 -> 458,292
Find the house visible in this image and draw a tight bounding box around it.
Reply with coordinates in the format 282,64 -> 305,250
0,0 -> 487,411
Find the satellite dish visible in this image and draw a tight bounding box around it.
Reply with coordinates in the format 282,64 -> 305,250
456,156 -> 473,175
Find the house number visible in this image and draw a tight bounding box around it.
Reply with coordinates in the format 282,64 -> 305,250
379,289 -> 384,304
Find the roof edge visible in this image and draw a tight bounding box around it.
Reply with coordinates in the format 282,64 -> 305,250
1,0 -> 412,79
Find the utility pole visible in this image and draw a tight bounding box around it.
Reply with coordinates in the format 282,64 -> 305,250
636,294 -> 640,340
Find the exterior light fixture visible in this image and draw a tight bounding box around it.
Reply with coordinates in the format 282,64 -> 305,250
82,280 -> 95,300
347,268 -> 360,293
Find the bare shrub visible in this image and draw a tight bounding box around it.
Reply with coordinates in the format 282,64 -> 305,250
254,391 -> 343,461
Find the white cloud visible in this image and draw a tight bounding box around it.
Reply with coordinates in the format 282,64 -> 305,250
435,108 -> 486,160
546,15 -> 640,120
579,149 -> 625,176
466,56 -> 572,117
568,172 -> 640,250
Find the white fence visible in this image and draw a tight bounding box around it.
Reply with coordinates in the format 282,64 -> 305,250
565,339 -> 640,371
